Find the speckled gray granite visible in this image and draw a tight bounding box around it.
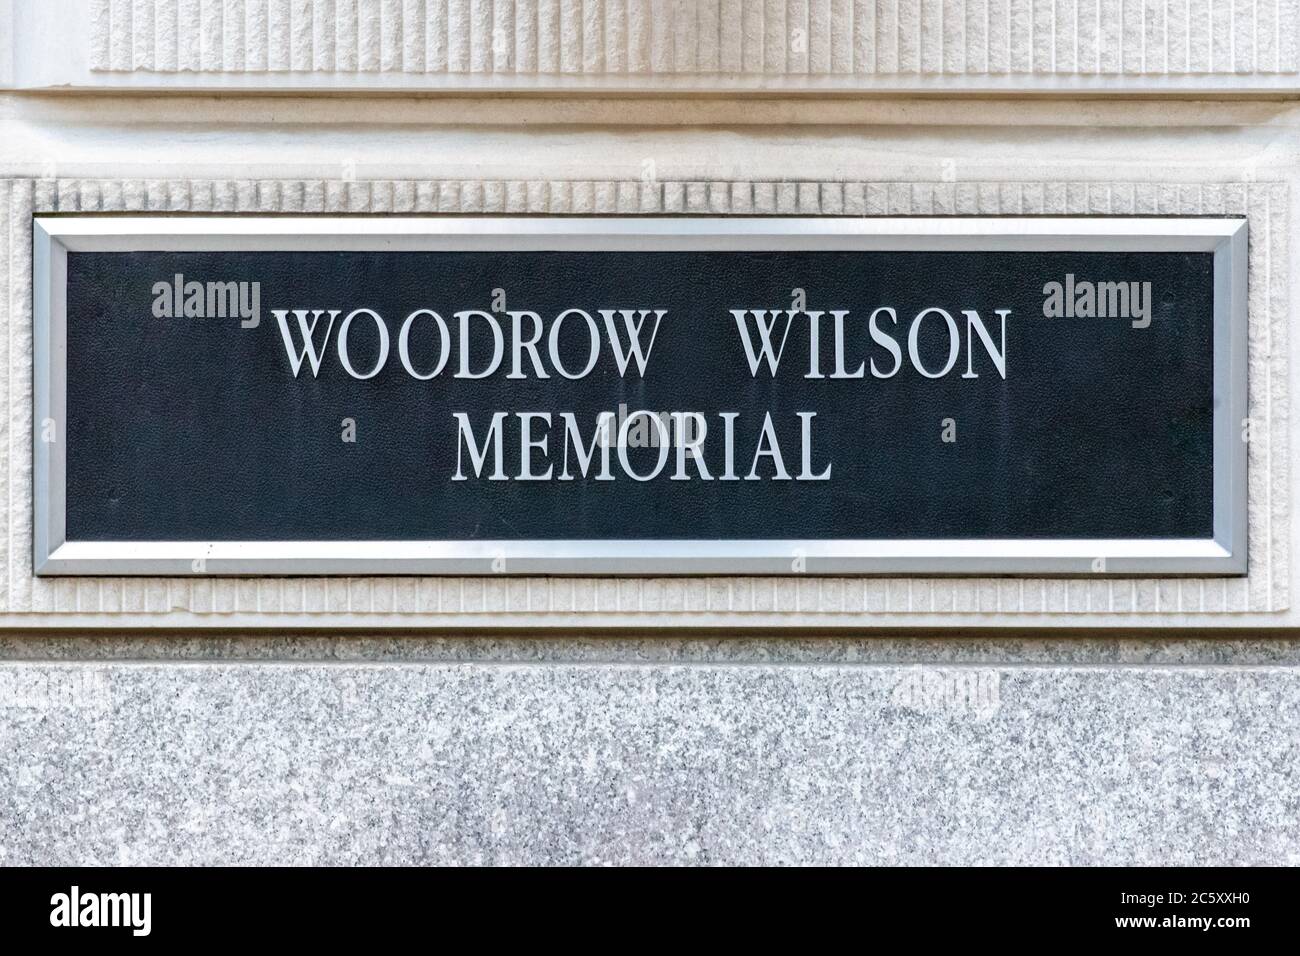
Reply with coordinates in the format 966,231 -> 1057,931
6,631 -> 1300,664
2,652 -> 1298,865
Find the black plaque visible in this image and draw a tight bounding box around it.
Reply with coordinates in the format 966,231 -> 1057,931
34,218 -> 1247,575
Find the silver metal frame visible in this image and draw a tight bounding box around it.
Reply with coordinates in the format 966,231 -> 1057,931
32,215 -> 1248,577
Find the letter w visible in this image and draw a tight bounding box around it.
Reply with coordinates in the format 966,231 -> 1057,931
599,309 -> 666,377
273,309 -> 341,377
730,309 -> 796,377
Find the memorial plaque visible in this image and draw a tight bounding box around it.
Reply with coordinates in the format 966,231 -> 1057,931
33,217 -> 1246,575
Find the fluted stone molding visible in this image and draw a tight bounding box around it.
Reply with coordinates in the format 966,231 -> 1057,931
0,176 -> 1288,621
87,0 -> 1299,82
